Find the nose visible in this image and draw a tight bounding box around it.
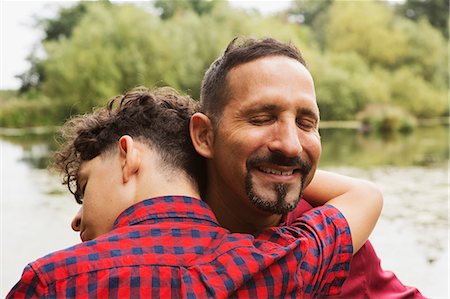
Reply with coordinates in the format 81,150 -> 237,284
71,207 -> 82,232
267,119 -> 302,157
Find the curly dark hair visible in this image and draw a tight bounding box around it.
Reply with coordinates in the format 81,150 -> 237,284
200,37 -> 307,126
52,87 -> 205,203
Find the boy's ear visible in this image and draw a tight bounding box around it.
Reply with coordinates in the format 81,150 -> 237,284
190,112 -> 214,159
118,135 -> 140,183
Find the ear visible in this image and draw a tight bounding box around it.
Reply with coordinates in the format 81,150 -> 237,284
190,112 -> 214,159
118,135 -> 141,183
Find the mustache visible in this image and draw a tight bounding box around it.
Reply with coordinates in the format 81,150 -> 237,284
246,152 -> 312,177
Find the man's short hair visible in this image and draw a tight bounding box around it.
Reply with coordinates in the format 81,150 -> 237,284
52,87 -> 204,203
200,37 -> 307,125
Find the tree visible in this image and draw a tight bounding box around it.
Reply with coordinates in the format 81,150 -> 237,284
396,0 -> 449,38
40,1 -> 308,113
322,1 -> 448,87
154,0 -> 219,19
16,50 -> 45,94
17,2 -> 99,93
286,0 -> 333,25
41,3 -> 164,112
14,0 -> 447,125
306,51 -> 378,120
324,1 -> 409,68
389,68 -> 447,118
40,2 -> 90,42
393,17 -> 448,88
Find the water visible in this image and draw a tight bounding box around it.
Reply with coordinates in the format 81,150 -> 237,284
1,138 -> 80,297
319,125 -> 449,167
1,126 -> 448,297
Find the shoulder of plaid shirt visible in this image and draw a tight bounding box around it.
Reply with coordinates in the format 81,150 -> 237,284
7,195 -> 352,299
284,199 -> 425,299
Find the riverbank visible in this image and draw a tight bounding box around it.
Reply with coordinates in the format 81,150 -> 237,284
325,166 -> 449,298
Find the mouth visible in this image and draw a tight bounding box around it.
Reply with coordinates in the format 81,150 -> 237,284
255,165 -> 300,183
258,166 -> 297,176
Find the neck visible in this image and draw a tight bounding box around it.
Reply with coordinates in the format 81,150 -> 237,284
204,184 -> 282,235
135,171 -> 200,204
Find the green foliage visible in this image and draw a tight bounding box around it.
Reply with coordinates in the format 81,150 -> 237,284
0,90 -> 19,101
324,2 -> 409,68
358,104 -> 418,133
41,2 -> 90,42
16,50 -> 45,93
310,1 -> 448,120
7,0 -> 448,128
40,2 -> 307,112
42,3 -> 162,111
393,18 -> 449,88
396,0 -> 449,38
0,98 -> 72,128
286,0 -> 333,25
154,0 -> 220,19
306,51 -> 383,120
389,68 -> 448,118
17,2 -> 96,93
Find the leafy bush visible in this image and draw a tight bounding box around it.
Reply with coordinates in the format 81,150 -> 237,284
0,98 -> 73,128
7,0 -> 449,127
358,104 -> 418,133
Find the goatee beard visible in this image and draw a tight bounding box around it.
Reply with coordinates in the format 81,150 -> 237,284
245,152 -> 311,215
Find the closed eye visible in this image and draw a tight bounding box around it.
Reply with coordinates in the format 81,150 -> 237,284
74,182 -> 87,204
74,190 -> 83,205
297,119 -> 316,131
249,115 -> 275,125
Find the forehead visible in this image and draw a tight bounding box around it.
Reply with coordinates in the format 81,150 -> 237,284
225,56 -> 318,114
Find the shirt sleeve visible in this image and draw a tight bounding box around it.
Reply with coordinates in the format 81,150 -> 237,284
6,264 -> 47,299
259,205 -> 353,297
306,205 -> 352,296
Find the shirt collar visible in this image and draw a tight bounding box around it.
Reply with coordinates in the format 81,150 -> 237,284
113,196 -> 220,229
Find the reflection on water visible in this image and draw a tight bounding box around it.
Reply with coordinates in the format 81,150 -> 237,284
319,125 -> 448,167
1,132 -> 60,169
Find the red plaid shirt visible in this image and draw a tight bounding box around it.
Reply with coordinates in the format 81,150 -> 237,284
285,200 -> 425,299
8,196 -> 352,298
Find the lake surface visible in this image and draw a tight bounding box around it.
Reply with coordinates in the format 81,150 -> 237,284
1,125 -> 448,297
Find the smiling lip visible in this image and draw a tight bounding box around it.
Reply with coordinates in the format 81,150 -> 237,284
256,166 -> 299,182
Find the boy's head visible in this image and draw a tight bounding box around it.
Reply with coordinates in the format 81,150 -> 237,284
52,87 -> 204,241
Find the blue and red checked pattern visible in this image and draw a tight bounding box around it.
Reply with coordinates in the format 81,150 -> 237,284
7,196 -> 352,298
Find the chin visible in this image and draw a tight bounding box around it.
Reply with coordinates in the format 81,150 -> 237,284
249,191 -> 301,215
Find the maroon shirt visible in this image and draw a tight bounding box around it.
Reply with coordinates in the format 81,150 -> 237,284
284,199 -> 425,298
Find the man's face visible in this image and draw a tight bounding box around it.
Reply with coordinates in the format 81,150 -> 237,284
71,152 -> 126,241
209,55 -> 321,215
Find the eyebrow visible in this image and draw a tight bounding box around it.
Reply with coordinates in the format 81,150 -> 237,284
242,104 -> 279,115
